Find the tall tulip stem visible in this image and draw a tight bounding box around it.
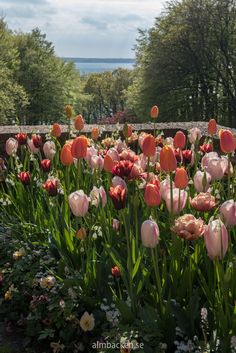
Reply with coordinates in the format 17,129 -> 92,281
151,248 -> 162,312
227,153 -> 231,198
170,172 -> 174,219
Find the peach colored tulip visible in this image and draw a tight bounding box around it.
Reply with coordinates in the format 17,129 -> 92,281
193,170 -> 211,193
220,200 -> 236,226
91,127 -> 100,140
74,115 -> 84,131
164,188 -> 188,215
71,136 -> 88,159
104,154 -> 115,172
144,184 -> 161,207
171,214 -> 205,241
51,123 -> 62,138
60,144 -> 74,166
68,190 -> 89,217
204,219 -> 228,259
160,146 -> 177,172
174,168 -> 188,189
141,220 -> 159,248
188,127 -> 201,144
142,134 -> 156,157
219,129 -> 235,154
173,131 -> 186,150
190,193 -> 216,212
6,138 -> 18,155
75,228 -> 87,240
150,105 -> 159,119
208,119 -> 217,135
90,186 -> 107,207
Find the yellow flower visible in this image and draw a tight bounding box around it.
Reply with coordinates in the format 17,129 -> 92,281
13,248 -> 26,260
79,311 -> 95,332
65,105 -> 73,118
40,275 -> 56,289
4,290 -> 13,301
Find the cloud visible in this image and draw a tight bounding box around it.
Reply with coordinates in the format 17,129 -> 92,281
81,16 -> 108,30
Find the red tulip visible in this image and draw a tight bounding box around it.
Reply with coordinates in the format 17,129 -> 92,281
219,129 -> 235,153
144,183 -> 161,207
40,159 -> 51,172
173,131 -> 186,150
60,144 -> 74,166
71,136 -> 88,159
109,185 -> 126,210
111,266 -> 121,278
150,105 -> 159,119
18,171 -> 30,185
208,119 -> 217,135
32,134 -> 42,148
200,143 -> 213,154
174,167 -> 189,189
182,149 -> 193,165
43,179 -> 58,196
112,160 -> 134,179
142,134 -> 156,157
160,146 -> 177,172
51,123 -> 62,138
15,133 -> 28,145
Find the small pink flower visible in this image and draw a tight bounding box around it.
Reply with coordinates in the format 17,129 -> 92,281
112,219 -> 120,231
171,214 -> 205,240
190,193 -> 216,212
204,219 -> 228,259
141,219 -> 160,248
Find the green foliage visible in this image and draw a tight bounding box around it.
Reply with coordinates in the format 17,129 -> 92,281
126,0 -> 236,127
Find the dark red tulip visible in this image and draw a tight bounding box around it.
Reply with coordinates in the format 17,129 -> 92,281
174,149 -> 182,163
43,179 -> 58,196
18,171 -> 30,185
40,159 -> 51,173
112,160 -> 134,179
32,134 -> 42,148
200,143 -> 213,154
15,133 -> 28,145
111,266 -> 121,278
182,149 -> 193,165
109,185 -> 126,210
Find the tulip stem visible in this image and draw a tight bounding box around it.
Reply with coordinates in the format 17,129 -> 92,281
154,122 -> 156,138
68,118 -> 71,139
147,157 -> 150,180
151,248 -> 163,312
227,153 -> 231,198
77,159 -> 81,189
170,172 -> 174,219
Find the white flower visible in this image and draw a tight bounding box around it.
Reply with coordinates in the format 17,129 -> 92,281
79,312 -> 95,332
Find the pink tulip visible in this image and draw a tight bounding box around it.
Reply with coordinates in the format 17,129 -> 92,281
188,127 -> 201,144
107,148 -> 120,162
164,188 -> 188,214
6,138 -> 18,155
112,176 -> 127,190
90,186 -> 107,207
144,184 -> 161,207
206,156 -> 227,180
160,178 -> 175,200
141,220 -> 160,248
204,219 -> 228,259
220,200 -> 236,226
28,139 -> 39,154
68,190 -> 89,217
114,139 -> 126,153
201,152 -> 218,169
43,141 -> 56,160
85,146 -> 97,164
112,219 -> 120,231
130,163 -> 143,179
193,170 -> 211,193
90,155 -> 104,170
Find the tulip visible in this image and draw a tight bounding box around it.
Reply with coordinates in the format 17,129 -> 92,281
190,193 -> 216,212
201,151 -> 218,169
123,123 -> 132,138
6,138 -> 18,156
68,190 -> 90,217
107,148 -> 120,162
200,143 -> 213,154
204,219 -> 228,259
164,188 -> 188,215
43,141 -> 56,160
174,148 -> 182,163
171,214 -> 205,241
150,105 -> 159,119
182,149 -> 193,165
112,176 -> 127,190
109,185 -> 126,210
206,156 -> 227,180
160,146 -> 177,172
219,129 -> 235,154
193,170 -> 211,193
15,133 -> 28,145
43,179 -> 58,196
65,104 -> 73,118
188,127 -> 201,144
18,171 -> 30,185
174,168 -> 188,189
142,134 -> 156,157
90,186 -> 107,207
28,140 -> 39,154
71,136 -> 88,159
85,146 -> 98,164
220,200 -> 236,226
40,159 -> 51,172
32,134 -> 42,148
141,220 -> 159,248
144,184 -> 161,207
75,228 -> 87,240
51,123 -> 62,138
91,127 -> 100,140
173,131 -> 186,150
60,144 -> 74,166
104,154 -> 115,172
208,119 -> 217,135
112,160 -> 134,179
74,115 -> 84,131
111,266 -> 121,278
90,155 -> 104,170
160,178 -> 175,199
112,218 -> 120,231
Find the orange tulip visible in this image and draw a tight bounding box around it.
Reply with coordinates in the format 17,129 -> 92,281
160,146 -> 177,172
71,136 -> 88,159
150,105 -> 159,119
173,130 -> 186,150
123,123 -> 132,138
65,104 -> 73,118
142,134 -> 156,157
60,144 -> 73,166
51,123 -> 62,138
75,228 -> 86,240
219,129 -> 235,153
174,167 -> 189,189
74,115 -> 84,131
91,127 -> 100,140
104,154 -> 115,172
208,119 -> 217,135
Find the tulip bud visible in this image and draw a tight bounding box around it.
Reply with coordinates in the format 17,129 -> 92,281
60,144 -> 74,166
43,179 -> 58,196
219,129 -> 235,154
51,123 -> 62,138
111,266 -> 121,278
173,131 -> 186,150
15,133 -> 28,145
144,184 -> 161,207
204,219 -> 228,260
160,146 -> 177,172
142,134 -> 156,157
71,136 -> 88,159
68,190 -> 90,217
208,119 -> 217,135
174,167 -> 188,189
40,159 -> 51,172
32,134 -> 42,148
141,219 -> 159,248
74,115 -> 84,131
75,228 -> 87,240
109,185 -> 126,210
112,219 -> 120,231
91,127 -> 100,140
18,171 -> 30,185
150,105 -> 159,119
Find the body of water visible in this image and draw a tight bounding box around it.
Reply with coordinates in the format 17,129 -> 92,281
63,57 -> 135,74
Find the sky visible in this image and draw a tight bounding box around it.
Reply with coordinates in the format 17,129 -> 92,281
0,0 -> 167,58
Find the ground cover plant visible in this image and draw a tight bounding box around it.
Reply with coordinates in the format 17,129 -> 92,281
0,109 -> 236,353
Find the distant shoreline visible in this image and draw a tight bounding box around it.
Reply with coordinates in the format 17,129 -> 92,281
63,57 -> 135,64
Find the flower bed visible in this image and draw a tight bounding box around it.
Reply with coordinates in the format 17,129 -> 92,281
0,115 -> 236,353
